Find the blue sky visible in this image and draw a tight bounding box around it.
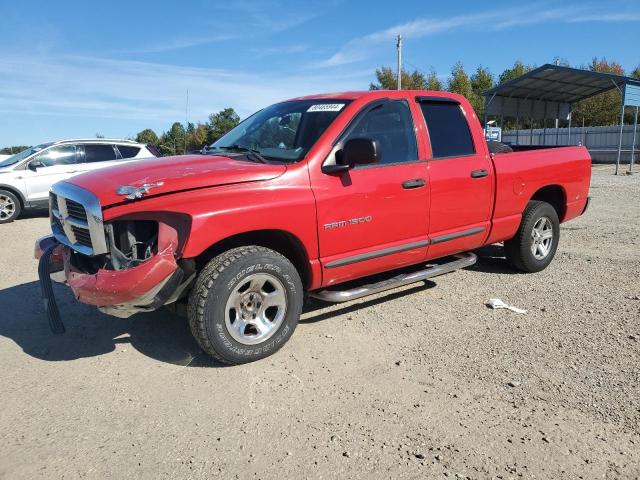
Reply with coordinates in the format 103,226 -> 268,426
1,0 -> 639,146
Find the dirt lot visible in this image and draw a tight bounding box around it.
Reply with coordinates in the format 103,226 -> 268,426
0,165 -> 639,479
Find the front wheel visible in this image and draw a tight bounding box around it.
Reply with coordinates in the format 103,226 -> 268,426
504,200 -> 560,273
187,246 -> 303,365
0,190 -> 21,224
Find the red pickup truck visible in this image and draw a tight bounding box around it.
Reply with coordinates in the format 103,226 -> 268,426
36,90 -> 591,364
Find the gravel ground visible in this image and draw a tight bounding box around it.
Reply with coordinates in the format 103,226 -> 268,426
1,165 -> 639,479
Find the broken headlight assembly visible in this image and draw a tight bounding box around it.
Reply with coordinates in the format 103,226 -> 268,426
105,220 -> 159,270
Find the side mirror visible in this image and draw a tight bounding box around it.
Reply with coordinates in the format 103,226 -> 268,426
341,137 -> 379,167
321,137 -> 380,175
28,160 -> 44,171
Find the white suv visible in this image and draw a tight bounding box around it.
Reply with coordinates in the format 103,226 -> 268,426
0,139 -> 160,223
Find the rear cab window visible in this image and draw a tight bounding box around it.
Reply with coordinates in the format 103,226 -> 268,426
419,99 -> 475,159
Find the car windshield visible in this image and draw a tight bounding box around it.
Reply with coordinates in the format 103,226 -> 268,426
0,143 -> 53,168
209,99 -> 350,163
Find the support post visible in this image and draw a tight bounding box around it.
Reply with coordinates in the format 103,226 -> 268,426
615,103 -> 625,175
556,103 -> 560,145
568,108 -> 572,145
530,117 -> 534,145
629,106 -> 638,173
396,34 -> 402,90
542,102 -> 548,145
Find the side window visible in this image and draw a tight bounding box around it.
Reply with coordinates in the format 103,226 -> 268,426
83,144 -> 117,163
419,101 -> 475,158
32,145 -> 77,167
344,101 -> 418,165
116,145 -> 141,159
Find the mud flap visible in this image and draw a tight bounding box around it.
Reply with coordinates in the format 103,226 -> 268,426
38,243 -> 65,334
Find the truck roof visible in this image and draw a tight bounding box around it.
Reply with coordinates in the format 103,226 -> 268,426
286,90 -> 465,102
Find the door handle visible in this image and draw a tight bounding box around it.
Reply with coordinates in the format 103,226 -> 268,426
470,169 -> 489,178
402,178 -> 426,189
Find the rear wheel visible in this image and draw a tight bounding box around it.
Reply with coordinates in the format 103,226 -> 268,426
504,200 -> 559,272
187,246 -> 303,365
0,190 -> 21,223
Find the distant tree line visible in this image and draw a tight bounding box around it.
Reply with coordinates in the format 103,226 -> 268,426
134,107 -> 240,155
0,145 -> 31,155
370,57 -> 640,128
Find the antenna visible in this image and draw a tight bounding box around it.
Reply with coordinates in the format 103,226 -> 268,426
396,34 -> 403,90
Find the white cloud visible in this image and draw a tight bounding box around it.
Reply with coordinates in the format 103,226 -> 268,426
320,3 -> 640,67
0,55 -> 369,128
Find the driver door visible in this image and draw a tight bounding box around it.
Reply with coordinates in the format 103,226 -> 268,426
23,145 -> 79,203
311,99 -> 430,286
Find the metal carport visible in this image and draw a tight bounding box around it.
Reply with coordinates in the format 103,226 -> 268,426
483,64 -> 640,174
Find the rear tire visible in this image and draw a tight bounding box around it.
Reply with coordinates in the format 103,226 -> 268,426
504,200 -> 559,273
187,246 -> 303,365
0,190 -> 21,223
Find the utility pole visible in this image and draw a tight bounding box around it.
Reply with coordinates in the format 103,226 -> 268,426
184,89 -> 189,154
396,34 -> 402,90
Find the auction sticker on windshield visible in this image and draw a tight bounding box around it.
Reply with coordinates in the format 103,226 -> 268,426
307,103 -> 345,112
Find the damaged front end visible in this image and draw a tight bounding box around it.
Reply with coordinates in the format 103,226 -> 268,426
36,182 -> 194,330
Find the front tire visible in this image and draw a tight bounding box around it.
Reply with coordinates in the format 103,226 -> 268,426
504,200 -> 560,273
187,246 -> 303,365
0,190 -> 21,223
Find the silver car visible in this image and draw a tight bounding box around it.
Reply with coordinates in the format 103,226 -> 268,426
0,139 -> 160,223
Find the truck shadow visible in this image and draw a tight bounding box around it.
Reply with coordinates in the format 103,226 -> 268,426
0,280 -> 222,368
469,244 -> 520,275
0,247 -> 512,367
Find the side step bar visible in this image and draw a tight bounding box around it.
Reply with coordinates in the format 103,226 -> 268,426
310,252 -> 477,303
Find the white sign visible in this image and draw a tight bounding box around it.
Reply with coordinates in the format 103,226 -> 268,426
307,103 -> 345,113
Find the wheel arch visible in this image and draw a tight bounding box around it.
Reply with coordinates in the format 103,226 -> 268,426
530,185 -> 566,221
0,184 -> 26,208
193,229 -> 312,288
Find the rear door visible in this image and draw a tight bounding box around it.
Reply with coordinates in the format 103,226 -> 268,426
23,145 -> 80,203
312,99 -> 430,286
417,97 -> 493,258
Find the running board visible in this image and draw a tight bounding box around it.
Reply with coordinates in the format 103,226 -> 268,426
310,252 -> 477,303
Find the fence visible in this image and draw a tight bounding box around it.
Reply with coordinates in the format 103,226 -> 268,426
502,125 -> 639,164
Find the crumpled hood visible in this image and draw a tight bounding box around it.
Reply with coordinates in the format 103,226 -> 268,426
64,154 -> 287,207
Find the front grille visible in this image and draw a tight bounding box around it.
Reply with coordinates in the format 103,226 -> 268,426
71,226 -> 92,247
66,199 -> 88,221
49,184 -> 108,256
50,193 -> 58,211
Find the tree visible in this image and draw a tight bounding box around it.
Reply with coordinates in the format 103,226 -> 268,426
159,122 -> 186,155
95,133 -> 105,139
207,108 -> 240,144
631,66 -> 640,80
470,66 -> 495,119
186,122 -> 209,151
447,62 -> 473,99
426,70 -> 443,91
498,61 -> 535,84
573,57 -> 626,126
135,128 -> 159,145
369,67 -> 430,90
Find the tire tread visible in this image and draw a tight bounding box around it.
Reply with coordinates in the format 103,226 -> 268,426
187,245 -> 297,365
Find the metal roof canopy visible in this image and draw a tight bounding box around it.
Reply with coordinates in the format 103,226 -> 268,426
483,64 -> 640,174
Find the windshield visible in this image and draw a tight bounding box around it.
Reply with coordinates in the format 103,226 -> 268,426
0,143 -> 52,168
209,99 -> 350,162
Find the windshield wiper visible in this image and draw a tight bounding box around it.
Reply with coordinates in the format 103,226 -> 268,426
213,145 -> 267,163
